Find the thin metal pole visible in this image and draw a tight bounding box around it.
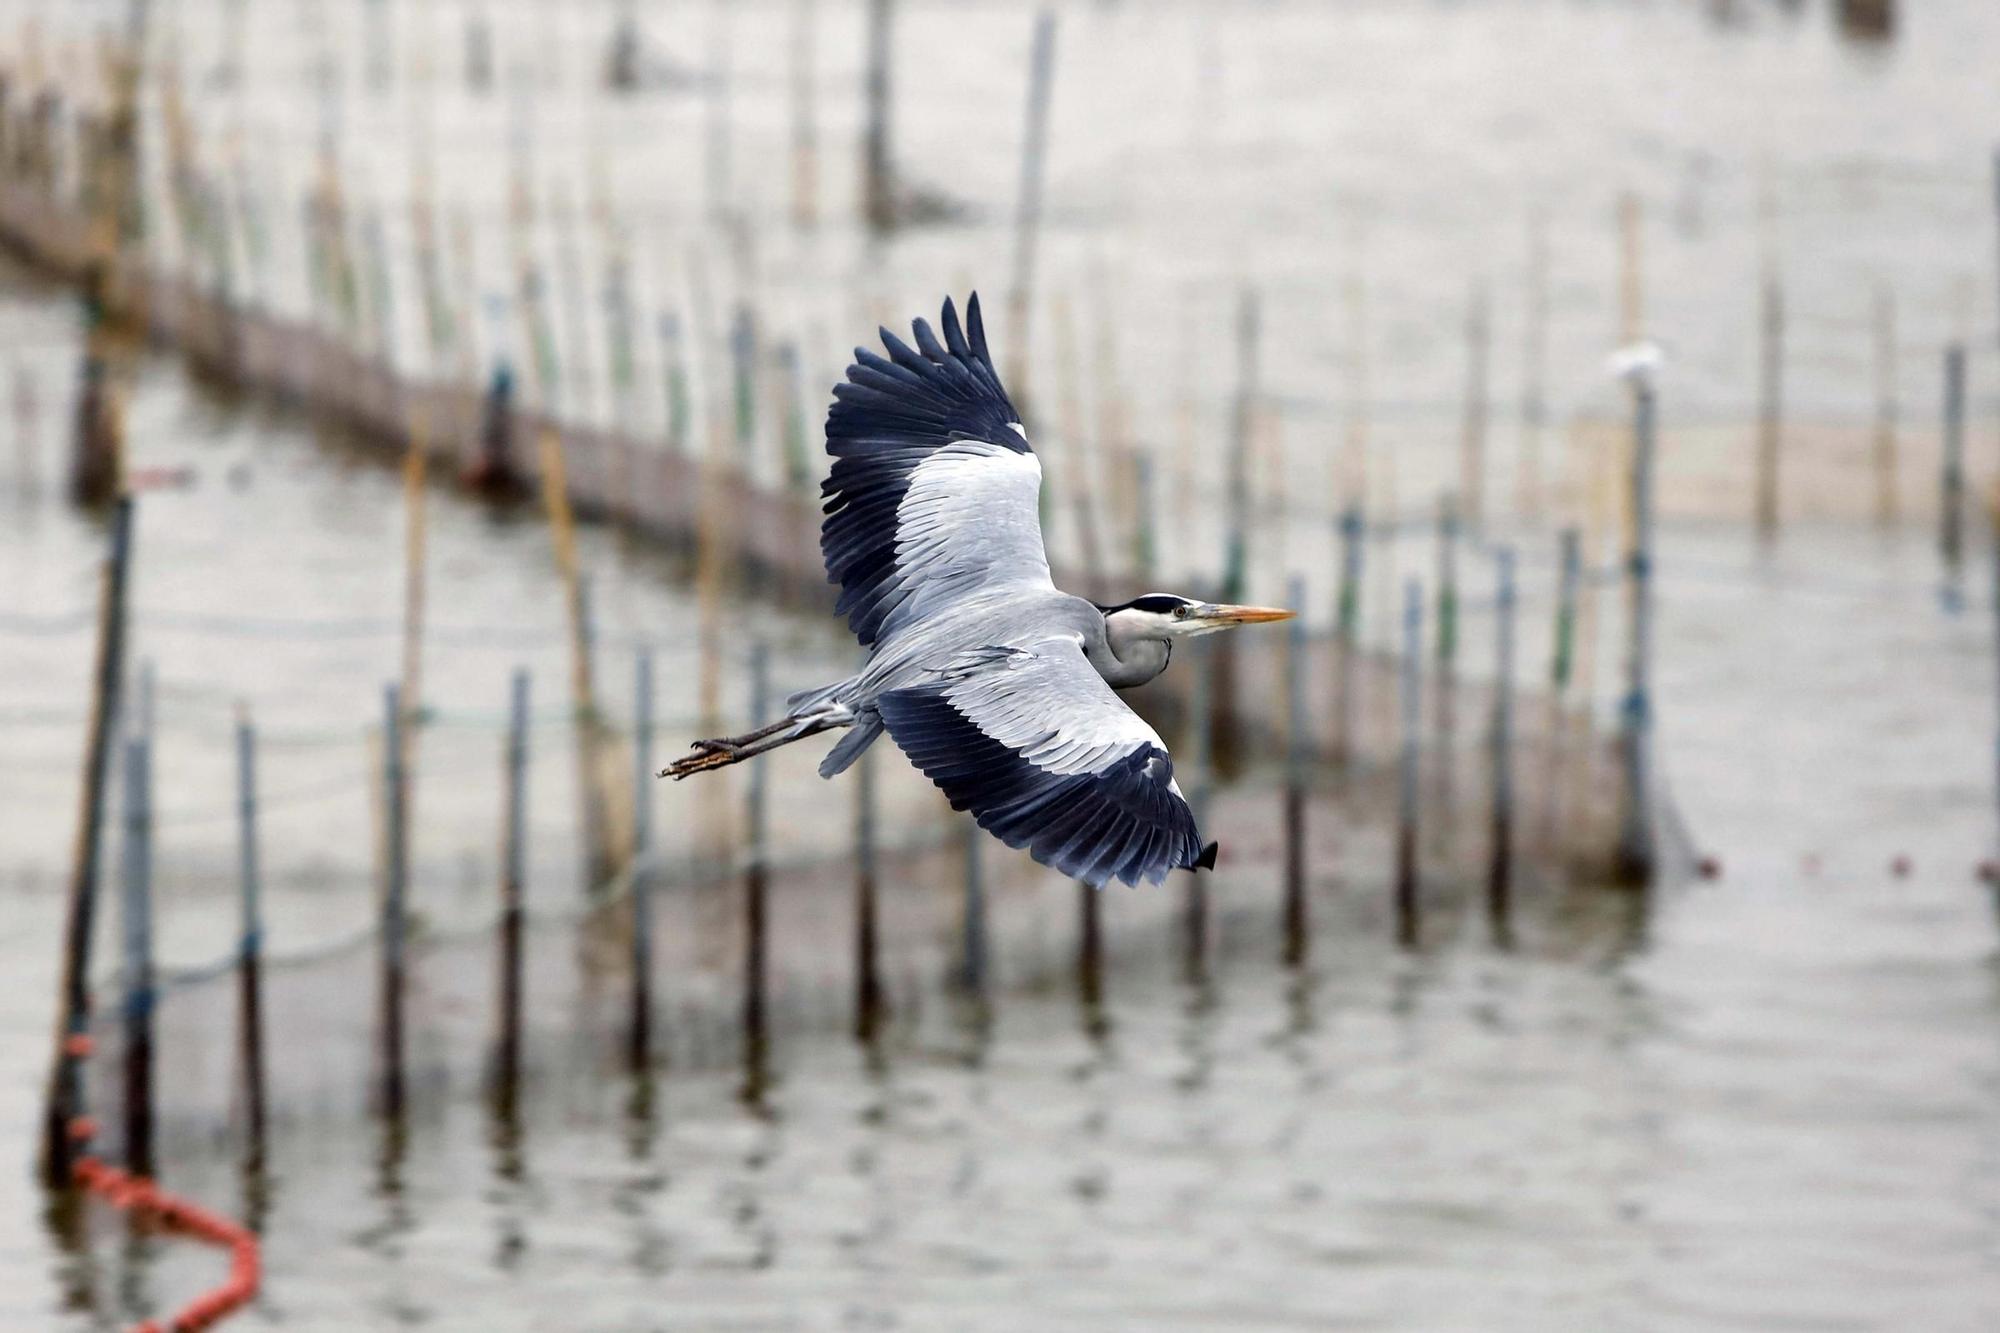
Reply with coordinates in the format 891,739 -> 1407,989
380,684 -> 407,1120
1489,548 -> 1518,935
42,493 -> 134,1186
1942,343 -> 1967,583
235,710 -> 266,1156
1461,282 -> 1489,531
629,651 -> 653,1068
1395,579 -> 1423,948
1433,495 -> 1459,831
118,734 -> 154,1176
1282,571 -> 1308,966
1615,381 -> 1659,884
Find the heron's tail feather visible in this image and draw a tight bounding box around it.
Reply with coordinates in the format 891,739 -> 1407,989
818,713 -> 883,778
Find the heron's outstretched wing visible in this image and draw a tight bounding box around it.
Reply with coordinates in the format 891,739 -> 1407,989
822,293 -> 1051,649
877,641 -> 1213,889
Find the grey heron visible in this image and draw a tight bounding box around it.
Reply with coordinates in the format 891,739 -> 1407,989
664,294 -> 1295,888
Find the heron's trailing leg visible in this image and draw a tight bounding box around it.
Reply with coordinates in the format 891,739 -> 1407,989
660,702 -> 854,780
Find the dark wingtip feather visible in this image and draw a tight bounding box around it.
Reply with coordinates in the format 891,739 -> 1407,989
1194,841 -> 1219,871
940,297 -> 970,357
966,292 -> 994,371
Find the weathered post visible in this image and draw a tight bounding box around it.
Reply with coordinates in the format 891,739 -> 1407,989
42,494 -> 134,1186
1942,343 -> 1967,584
496,670 -> 528,1095
1489,548 -> 1518,937
235,709 -> 267,1157
380,684 -> 408,1120
1615,377 -> 1659,885
1433,495 -> 1460,831
628,652 -> 653,1068
1540,527 -> 1581,850
118,732 -> 154,1176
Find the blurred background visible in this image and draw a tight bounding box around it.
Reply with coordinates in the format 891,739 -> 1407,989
4,0 -> 2000,1328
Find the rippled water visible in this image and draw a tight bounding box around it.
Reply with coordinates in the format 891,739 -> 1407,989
6,0 -> 2000,1328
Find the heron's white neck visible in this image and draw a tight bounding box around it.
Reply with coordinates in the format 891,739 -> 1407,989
1089,614 -> 1171,690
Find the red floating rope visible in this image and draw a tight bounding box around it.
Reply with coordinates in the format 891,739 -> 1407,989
61,1035 -> 261,1333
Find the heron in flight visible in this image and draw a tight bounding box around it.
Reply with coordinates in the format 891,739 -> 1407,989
664,294 -> 1295,888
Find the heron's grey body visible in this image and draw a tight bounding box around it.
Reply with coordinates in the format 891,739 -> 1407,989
668,294 -> 1290,889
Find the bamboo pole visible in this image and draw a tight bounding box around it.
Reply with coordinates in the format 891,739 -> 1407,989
1182,638 -> 1213,982
1943,343 -> 1968,586
1332,505 -> 1364,768
1518,204 -> 1551,522
537,428 -> 613,891
743,645 -> 772,1074
853,745 -> 884,1039
958,816 -> 987,1003
42,493 -> 134,1186
496,669 -> 529,1097
860,0 -> 895,231
1432,495 -> 1459,842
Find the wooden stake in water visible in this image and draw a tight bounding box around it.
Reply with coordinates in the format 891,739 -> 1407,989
853,745 -> 885,1039
1489,547 -> 1518,938
959,816 -> 987,1002
1755,271 -> 1785,540
42,494 -> 134,1186
1282,573 -> 1309,965
1004,8 -> 1058,391
1942,343 -> 1968,584
1872,284 -> 1900,530
235,708 -> 266,1157
743,645 -> 772,1066
1332,505 -> 1364,767
495,669 -> 529,1097
537,429 -> 613,891
629,652 -> 653,1068
659,310 -> 689,453
380,684 -> 408,1120
118,732 -> 154,1176
1615,380 -> 1659,885
1460,281 -> 1490,532
1540,527 -> 1581,850
1433,495 -> 1460,831
1182,638 -> 1214,980
1395,579 -> 1423,948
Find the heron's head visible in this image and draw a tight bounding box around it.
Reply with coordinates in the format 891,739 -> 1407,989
1098,593 -> 1297,644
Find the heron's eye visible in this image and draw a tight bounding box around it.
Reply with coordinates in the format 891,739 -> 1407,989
1173,606 -> 1189,620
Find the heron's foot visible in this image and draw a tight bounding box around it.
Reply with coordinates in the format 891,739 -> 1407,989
661,738 -> 745,780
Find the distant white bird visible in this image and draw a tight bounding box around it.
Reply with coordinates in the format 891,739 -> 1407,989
664,294 -> 1296,888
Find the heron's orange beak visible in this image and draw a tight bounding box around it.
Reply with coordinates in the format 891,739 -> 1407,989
1194,603 -> 1297,627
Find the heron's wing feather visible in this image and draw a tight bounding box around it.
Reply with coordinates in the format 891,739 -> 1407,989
877,641 -> 1207,889
822,293 -> 1051,648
